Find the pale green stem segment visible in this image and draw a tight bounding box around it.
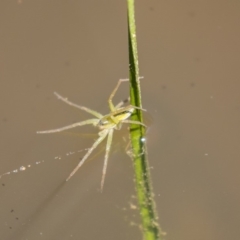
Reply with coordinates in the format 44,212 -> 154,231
127,0 -> 163,239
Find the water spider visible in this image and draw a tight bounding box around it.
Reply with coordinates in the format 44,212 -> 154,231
37,79 -> 146,191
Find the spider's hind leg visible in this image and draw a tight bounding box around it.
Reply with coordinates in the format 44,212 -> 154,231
66,129 -> 109,182
100,128 -> 113,192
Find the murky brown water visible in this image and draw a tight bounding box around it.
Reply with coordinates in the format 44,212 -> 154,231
1,1 -> 240,240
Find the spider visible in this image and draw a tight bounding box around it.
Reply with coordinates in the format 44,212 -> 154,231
37,79 -> 146,191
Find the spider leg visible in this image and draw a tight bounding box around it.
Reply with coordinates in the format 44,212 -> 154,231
66,129 -> 109,181
115,97 -> 130,109
37,119 -> 99,134
129,105 -> 146,112
100,128 -> 113,192
122,120 -> 147,128
54,92 -> 103,119
108,79 -> 129,112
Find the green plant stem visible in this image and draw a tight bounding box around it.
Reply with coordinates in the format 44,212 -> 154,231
127,1 -> 163,240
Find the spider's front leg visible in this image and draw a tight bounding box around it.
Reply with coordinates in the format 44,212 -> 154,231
54,92 -> 103,119
111,76 -> 144,110
108,79 -> 129,112
37,119 -> 99,134
115,97 -> 130,109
